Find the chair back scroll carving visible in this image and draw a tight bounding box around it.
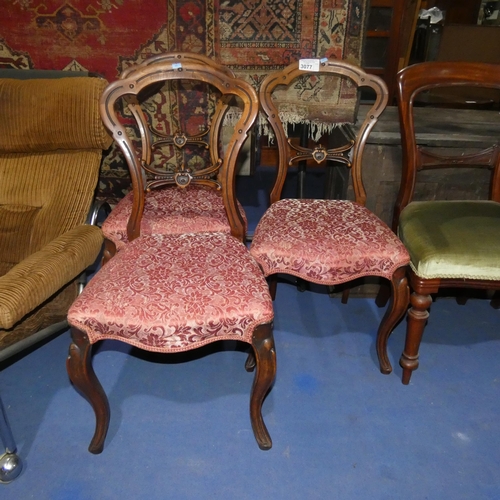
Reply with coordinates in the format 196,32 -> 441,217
100,58 -> 259,243
393,61 -> 500,231
259,59 -> 388,206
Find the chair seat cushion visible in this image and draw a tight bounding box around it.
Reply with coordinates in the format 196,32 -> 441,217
102,185 -> 248,251
399,200 -> 500,280
250,199 -> 409,285
68,232 -> 273,352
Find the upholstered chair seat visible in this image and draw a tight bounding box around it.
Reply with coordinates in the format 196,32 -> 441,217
67,232 -> 276,451
399,200 -> 500,280
102,185 -> 247,252
252,198 -> 409,285
250,59 -> 410,376
69,232 -> 273,351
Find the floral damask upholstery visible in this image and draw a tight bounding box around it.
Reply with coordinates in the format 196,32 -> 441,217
251,199 -> 409,285
69,232 -> 273,352
67,231 -> 276,452
66,56 -> 276,454
252,60 -> 411,376
102,185 -> 247,252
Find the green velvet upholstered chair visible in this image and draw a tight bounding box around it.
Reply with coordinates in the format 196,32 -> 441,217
393,61 -> 500,384
0,75 -> 112,481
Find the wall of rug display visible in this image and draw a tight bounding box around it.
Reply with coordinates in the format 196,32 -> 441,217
1,0 -> 368,203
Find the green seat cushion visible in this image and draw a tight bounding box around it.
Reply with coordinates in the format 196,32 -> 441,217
399,200 -> 500,280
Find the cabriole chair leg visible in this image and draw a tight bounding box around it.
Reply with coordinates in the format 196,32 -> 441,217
67,327 -> 110,454
245,350 -> 256,372
267,275 -> 278,301
249,322 -> 276,450
376,266 -> 410,374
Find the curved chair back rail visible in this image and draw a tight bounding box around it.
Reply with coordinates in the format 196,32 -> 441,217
393,61 -> 500,231
259,59 -> 388,206
119,51 -> 236,80
100,60 -> 259,244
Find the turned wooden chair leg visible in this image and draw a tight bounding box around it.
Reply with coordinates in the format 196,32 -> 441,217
66,327 -> 110,454
376,266 -> 410,375
399,291 -> 432,385
249,322 -> 276,451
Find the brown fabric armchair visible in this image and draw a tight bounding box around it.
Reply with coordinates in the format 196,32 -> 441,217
0,76 -> 111,482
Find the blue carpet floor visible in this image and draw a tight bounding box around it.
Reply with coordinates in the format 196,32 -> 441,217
2,279 -> 500,499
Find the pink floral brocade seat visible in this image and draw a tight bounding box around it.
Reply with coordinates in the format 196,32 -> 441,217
67,232 -> 275,452
102,185 -> 247,252
66,56 -> 276,454
250,60 -> 410,374
251,198 -> 409,285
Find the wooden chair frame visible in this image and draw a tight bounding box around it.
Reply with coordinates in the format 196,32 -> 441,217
100,57 -> 258,255
393,61 -> 500,384
67,57 -> 276,452
257,59 -> 410,374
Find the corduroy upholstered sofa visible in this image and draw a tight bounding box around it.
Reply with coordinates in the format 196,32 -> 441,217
0,75 -> 111,481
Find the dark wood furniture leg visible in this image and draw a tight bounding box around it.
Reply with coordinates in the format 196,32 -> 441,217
399,291 -> 432,385
267,275 -> 278,301
249,322 -> 276,450
375,282 -> 390,308
102,239 -> 117,266
490,290 -> 500,309
66,327 -> 110,454
376,266 -> 410,374
245,351 -> 256,372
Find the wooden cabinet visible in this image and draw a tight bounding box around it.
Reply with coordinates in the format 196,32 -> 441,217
364,0 -> 405,101
363,0 -> 486,102
426,0 -> 482,25
364,0 -> 421,102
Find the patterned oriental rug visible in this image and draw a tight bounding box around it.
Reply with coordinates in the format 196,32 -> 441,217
1,0 -> 367,203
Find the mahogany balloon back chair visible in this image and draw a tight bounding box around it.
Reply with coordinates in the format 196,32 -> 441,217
250,59 -> 410,373
393,61 -> 500,384
66,59 -> 277,452
100,53 -> 248,263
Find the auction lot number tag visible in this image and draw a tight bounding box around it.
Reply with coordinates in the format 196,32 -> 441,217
299,59 -> 320,72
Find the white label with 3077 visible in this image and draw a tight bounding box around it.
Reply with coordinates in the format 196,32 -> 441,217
298,59 -> 320,72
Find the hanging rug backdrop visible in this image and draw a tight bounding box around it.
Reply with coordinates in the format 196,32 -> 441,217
1,0 -> 367,203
